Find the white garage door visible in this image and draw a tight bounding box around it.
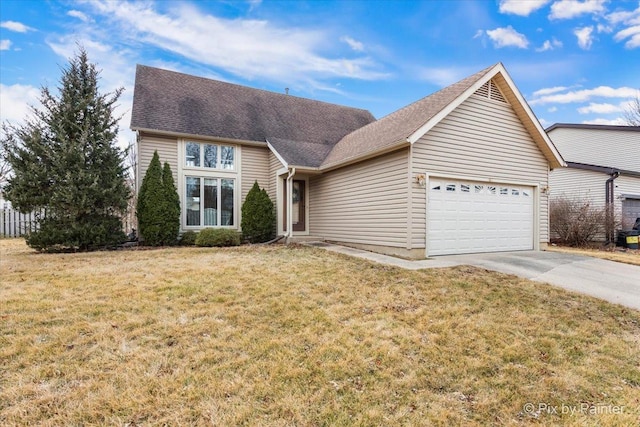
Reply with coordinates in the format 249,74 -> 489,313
428,179 -> 534,256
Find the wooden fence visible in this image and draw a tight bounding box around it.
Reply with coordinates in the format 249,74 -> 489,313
0,208 -> 43,237
1,207 -> 137,238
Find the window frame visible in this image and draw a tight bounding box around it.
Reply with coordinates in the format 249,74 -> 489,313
184,140 -> 236,171
179,139 -> 240,230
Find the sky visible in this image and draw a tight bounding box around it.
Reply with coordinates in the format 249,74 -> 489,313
1,0 -> 639,150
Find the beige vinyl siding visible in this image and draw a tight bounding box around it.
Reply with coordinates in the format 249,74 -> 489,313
411,94 -> 550,248
309,148 -> 409,247
240,145 -> 270,203
138,133 -> 178,189
548,127 -> 639,172
268,152 -> 283,201
549,168 -> 606,209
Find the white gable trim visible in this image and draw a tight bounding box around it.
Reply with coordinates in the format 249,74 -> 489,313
406,63 -> 565,169
407,70 -> 495,144
266,139 -> 289,169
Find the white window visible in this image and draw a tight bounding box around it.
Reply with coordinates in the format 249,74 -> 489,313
446,183 -> 456,192
186,176 -> 235,227
185,141 -> 235,170
461,184 -> 470,193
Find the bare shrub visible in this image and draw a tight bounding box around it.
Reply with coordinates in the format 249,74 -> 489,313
550,198 -> 606,246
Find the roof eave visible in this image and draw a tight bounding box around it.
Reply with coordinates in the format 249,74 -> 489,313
131,127 -> 268,147
320,139 -> 410,172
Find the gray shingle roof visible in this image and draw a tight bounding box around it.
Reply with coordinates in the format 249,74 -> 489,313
322,64 -> 496,167
131,65 -> 375,167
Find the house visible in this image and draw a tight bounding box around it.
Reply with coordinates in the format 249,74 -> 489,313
130,62 -> 564,258
547,124 -> 640,240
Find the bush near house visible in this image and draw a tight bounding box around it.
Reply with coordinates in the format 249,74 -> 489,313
136,151 -> 180,246
241,181 -> 275,243
195,228 -> 241,247
178,230 -> 198,246
550,197 -> 607,246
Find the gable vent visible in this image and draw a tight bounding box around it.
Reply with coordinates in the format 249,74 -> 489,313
474,79 -> 508,104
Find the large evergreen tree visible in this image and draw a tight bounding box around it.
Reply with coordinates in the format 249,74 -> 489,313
1,48 -> 130,251
136,152 -> 180,246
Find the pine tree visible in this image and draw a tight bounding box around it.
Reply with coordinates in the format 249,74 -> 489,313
241,181 -> 275,243
161,162 -> 180,244
136,151 -> 164,245
1,48 -> 129,251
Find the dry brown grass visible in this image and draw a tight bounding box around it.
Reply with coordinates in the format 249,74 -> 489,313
547,245 -> 640,266
1,238 -> 639,426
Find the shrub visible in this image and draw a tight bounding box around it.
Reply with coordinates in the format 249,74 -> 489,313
179,230 -> 198,246
137,151 -> 180,246
241,181 -> 275,243
195,228 -> 241,247
550,197 -> 607,246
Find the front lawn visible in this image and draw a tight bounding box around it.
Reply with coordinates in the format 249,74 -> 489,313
1,239 -> 639,425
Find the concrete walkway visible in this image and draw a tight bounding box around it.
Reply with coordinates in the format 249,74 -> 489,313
304,242 -> 640,311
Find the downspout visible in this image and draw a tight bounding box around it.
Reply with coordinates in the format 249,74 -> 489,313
605,171 -> 620,243
285,167 -> 296,242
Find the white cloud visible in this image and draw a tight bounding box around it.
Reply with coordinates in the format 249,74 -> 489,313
67,10 -> 90,22
0,39 -> 11,50
606,5 -> 640,25
84,0 -> 387,86
499,0 -> 551,16
549,0 -> 607,20
530,86 -> 638,105
574,26 -> 594,49
0,20 -> 34,33
341,36 -> 364,52
614,24 -> 640,48
577,102 -> 624,114
0,84 -> 40,125
548,106 -> 558,112
582,117 -> 627,125
486,26 -> 529,48
536,38 -> 563,51
533,86 -> 571,97
597,23 -> 612,33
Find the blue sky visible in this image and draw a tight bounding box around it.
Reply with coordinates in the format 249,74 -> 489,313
1,0 -> 639,149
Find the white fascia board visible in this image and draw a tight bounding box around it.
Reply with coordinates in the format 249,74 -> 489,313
496,64 -> 566,168
266,139 -> 289,169
407,65 -> 498,144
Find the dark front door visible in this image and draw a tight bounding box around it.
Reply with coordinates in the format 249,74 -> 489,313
283,179 -> 306,232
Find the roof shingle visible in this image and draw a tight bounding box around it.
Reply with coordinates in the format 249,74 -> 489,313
131,65 -> 375,167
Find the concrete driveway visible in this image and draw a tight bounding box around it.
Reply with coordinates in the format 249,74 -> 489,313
306,242 -> 640,311
435,251 -> 640,311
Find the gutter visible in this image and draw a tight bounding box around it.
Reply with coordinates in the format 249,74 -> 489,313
131,127 -> 268,147
605,171 -> 620,243
566,162 -> 640,178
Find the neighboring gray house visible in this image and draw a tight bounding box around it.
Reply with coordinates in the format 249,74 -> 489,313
131,62 -> 564,258
547,124 -> 640,239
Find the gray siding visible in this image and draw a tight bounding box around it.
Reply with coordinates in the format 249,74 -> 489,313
411,94 -> 550,248
548,127 -> 639,172
309,149 -> 409,247
138,133 -> 179,188
549,168 -> 606,209
240,145 -> 270,204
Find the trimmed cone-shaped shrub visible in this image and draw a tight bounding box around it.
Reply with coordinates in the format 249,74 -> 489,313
136,151 -> 164,245
241,181 -> 275,243
137,152 -> 180,246
195,228 -> 241,247
161,162 -> 180,245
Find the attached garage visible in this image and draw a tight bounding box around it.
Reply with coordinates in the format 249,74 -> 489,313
427,178 -> 535,256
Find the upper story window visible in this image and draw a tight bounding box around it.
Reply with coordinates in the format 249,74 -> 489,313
185,141 -> 235,170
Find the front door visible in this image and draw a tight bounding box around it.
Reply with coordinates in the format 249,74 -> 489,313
283,179 -> 306,232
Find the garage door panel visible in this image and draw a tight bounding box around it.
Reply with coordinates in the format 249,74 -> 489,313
428,178 -> 534,256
